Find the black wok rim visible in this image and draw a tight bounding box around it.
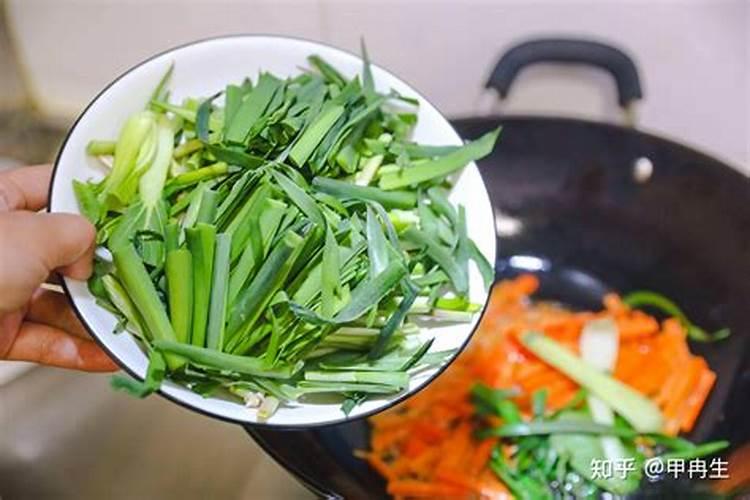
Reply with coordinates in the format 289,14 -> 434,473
247,114 -> 750,496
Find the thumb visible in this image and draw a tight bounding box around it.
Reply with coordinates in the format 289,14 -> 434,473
12,212 -> 96,280
0,212 -> 95,313
0,211 -> 96,287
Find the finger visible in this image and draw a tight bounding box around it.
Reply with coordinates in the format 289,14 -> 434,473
23,212 -> 96,280
26,289 -> 90,340
0,212 -> 95,314
0,310 -> 24,358
0,165 -> 52,212
5,321 -> 118,372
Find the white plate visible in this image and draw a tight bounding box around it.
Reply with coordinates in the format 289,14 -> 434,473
49,35 -> 496,427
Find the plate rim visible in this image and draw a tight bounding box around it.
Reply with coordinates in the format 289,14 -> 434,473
48,33 -> 497,428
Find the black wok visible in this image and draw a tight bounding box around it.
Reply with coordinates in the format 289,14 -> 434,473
247,39 -> 750,498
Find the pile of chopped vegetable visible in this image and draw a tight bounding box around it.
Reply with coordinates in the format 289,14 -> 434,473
362,275 -> 727,498
73,48 -> 498,419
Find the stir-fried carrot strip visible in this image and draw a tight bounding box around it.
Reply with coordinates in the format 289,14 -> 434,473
470,438 -> 499,476
513,360 -> 549,381
435,423 -> 473,475
679,365 -> 716,433
616,311 -> 660,340
661,318 -> 691,359
477,348 -> 515,386
372,409 -> 413,426
436,469 -> 483,494
614,343 -> 650,382
403,438 -> 429,459
390,446 -> 441,477
603,292 -> 628,316
372,427 -> 409,452
364,275 -> 717,499
663,357 -> 704,435
510,273 -> 539,296
412,421 -> 448,443
626,354 -> 671,397
654,324 -> 689,405
476,469 -> 512,499
520,369 -> 570,394
541,318 -> 582,342
547,385 -> 581,410
655,368 -> 681,409
663,356 -> 704,419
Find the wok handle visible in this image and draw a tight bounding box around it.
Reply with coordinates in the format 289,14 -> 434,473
485,38 -> 643,108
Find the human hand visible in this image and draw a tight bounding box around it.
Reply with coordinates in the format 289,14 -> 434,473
0,165 -> 117,372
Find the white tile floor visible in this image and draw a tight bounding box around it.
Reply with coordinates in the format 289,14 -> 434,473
0,366 -> 313,499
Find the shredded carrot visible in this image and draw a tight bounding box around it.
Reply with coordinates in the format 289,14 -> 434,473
679,365 -> 716,432
603,292 -> 628,316
470,438 -> 498,476
614,343 -> 649,381
616,311 -> 660,340
477,469 -> 512,499
435,423 -> 473,476
625,353 -> 671,397
520,366 -> 566,389
435,469 -> 483,494
364,275 -> 717,498
547,385 -> 581,410
662,357 -> 704,435
512,360 -> 548,380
